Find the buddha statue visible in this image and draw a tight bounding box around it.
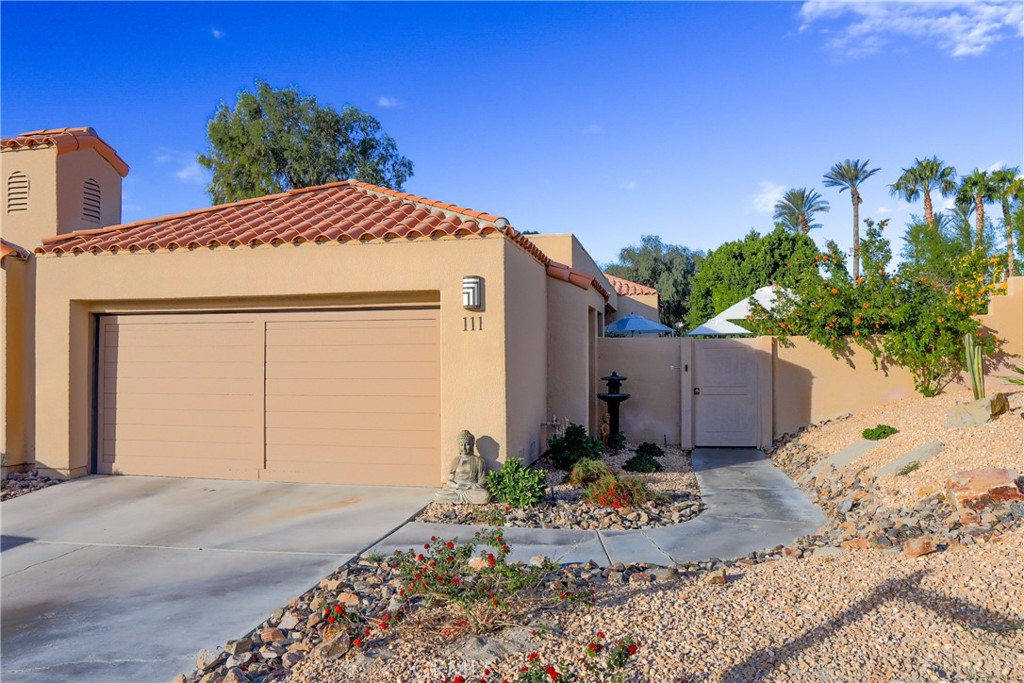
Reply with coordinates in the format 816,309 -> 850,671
434,430 -> 490,504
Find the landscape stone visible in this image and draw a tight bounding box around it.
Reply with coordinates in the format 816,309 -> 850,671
875,440 -> 945,478
946,394 -> 1008,428
225,638 -> 252,656
706,568 -> 727,585
946,468 -> 1024,510
222,667 -> 247,683
335,592 -> 361,607
317,631 -> 352,660
903,538 -> 938,558
259,627 -> 286,643
282,651 -> 306,669
278,611 -> 299,630
196,648 -> 222,671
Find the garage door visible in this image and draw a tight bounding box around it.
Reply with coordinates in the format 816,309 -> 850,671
97,308 -> 441,486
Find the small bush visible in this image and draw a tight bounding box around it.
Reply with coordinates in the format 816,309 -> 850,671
569,459 -> 613,488
487,458 -> 546,508
623,451 -> 664,473
584,474 -> 656,509
546,422 -> 602,470
862,424 -> 898,440
896,461 -> 921,476
635,442 -> 664,459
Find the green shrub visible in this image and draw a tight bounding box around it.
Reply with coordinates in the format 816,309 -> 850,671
862,424 -> 898,440
546,422 -> 602,470
584,474 -> 657,509
896,461 -> 921,476
622,451 -> 664,473
487,458 -> 546,508
569,459 -> 612,488
635,442 -> 664,459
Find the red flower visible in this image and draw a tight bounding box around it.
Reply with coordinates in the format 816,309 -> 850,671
453,676 -> 465,683
528,652 -> 540,662
451,577 -> 460,584
379,622 -> 388,630
487,553 -> 495,566
424,543 -> 430,549
327,616 -> 335,623
446,541 -> 455,549
417,554 -> 424,562
597,631 -> 605,638
334,605 -> 343,614
545,665 -> 559,680
364,628 -> 371,636
352,638 -> 362,648
628,644 -> 638,655
501,545 -> 509,552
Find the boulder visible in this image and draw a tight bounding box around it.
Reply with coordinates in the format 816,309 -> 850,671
946,394 -> 1009,429
259,627 -> 286,643
225,638 -> 252,656
946,468 -> 1024,510
782,546 -> 803,560
903,538 -> 938,558
317,631 -> 352,660
282,651 -> 306,669
706,568 -> 727,585
196,648 -> 223,671
278,611 -> 299,630
222,668 -> 248,683
335,592 -> 361,607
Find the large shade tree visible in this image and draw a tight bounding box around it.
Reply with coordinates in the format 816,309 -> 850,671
890,156 -> 957,228
604,235 -> 701,328
199,81 -> 414,204
773,188 -> 830,234
823,159 -> 880,281
990,166 -> 1020,276
956,169 -> 998,249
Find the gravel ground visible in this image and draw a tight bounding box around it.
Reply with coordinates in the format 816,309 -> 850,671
418,444 -> 703,530
291,531 -> 1024,682
775,384 -> 1023,509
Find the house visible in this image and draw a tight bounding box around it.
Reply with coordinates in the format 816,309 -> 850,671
0,127 -> 658,486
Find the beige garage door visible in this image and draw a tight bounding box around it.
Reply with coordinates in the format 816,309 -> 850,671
97,308 -> 441,486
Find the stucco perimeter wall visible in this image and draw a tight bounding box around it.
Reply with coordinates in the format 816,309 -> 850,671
33,237 -> 518,480
607,293 -> 659,324
979,276 -> 1023,367
597,337 -> 689,446
503,242 -> 549,466
1,257 -> 35,470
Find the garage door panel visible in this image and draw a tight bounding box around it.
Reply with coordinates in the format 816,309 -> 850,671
266,444 -> 438,466
260,463 -> 436,487
267,325 -> 436,347
105,344 -> 261,364
267,426 -> 437,449
104,423 -> 257,444
106,408 -> 254,428
102,438 -> 255,462
266,378 -> 439,398
105,326 -> 255,348
103,393 -> 255,413
105,360 -> 260,380
265,410 -> 436,431
265,344 -> 438,364
105,377 -> 257,396
265,360 -> 439,381
265,394 -> 435,415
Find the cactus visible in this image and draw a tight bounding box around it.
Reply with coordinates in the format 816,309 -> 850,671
963,332 -> 985,400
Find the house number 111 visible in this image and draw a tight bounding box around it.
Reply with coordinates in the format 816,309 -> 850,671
463,316 -> 483,332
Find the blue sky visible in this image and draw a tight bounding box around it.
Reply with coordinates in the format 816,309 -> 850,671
3,1 -> 1022,265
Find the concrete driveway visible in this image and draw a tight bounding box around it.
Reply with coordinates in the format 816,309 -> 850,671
1,475 -> 434,683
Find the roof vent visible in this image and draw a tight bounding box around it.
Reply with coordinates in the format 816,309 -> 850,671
83,178 -> 101,222
6,171 -> 29,213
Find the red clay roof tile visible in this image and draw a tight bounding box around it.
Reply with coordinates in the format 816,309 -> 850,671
1,127 -> 130,177
604,274 -> 658,297
36,179 -> 609,301
1,239 -> 29,261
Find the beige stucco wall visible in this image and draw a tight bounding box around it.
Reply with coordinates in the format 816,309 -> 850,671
55,148 -> 123,234
503,243 -> 549,465
545,279 -> 605,437
33,236 -> 530,480
607,292 -> 659,323
526,233 -> 616,308
2,146 -> 58,250
979,276 -> 1023,368
0,256 -> 34,471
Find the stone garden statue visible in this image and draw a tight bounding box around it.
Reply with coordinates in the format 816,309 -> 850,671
434,430 -> 490,504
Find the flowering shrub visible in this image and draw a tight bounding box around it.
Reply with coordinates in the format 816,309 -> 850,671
441,633 -> 641,683
390,529 -> 557,633
488,458 -> 547,508
568,459 -> 612,489
584,474 -> 657,509
748,219 -> 1001,396
547,423 -> 602,470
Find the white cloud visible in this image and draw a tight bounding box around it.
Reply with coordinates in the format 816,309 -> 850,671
211,27 -> 225,39
377,96 -> 405,109
799,1 -> 1024,58
940,196 -> 957,211
986,160 -> 1008,172
619,179 -> 639,191
581,124 -> 603,135
155,148 -> 207,185
876,205 -> 892,214
752,181 -> 787,213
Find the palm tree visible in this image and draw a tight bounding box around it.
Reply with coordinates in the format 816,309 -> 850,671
957,169 -> 998,249
773,188 -> 830,235
823,159 -> 880,281
890,157 -> 958,227
990,166 -> 1020,276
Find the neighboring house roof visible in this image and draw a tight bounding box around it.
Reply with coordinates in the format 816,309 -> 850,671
0,127 -> 130,177
1,239 -> 29,262
36,179 -> 609,300
604,274 -> 658,297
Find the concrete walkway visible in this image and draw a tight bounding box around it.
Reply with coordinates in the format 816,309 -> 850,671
371,448 -> 827,566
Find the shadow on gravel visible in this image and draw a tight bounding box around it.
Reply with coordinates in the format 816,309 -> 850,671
594,571 -> 747,609
714,569 -> 1021,683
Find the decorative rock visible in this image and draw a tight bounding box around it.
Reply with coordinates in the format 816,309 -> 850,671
335,592 -> 361,607
319,578 -> 342,591
282,651 -> 306,669
278,611 -> 299,630
172,674 -> 187,683
259,627 -> 286,643
225,638 -> 252,656
706,568 -> 727,585
782,546 -> 803,560
317,631 -> 351,660
650,567 -> 680,582
946,394 -> 1008,428
222,667 -> 247,683
467,556 -> 489,571
841,538 -> 870,550
946,468 -> 1024,510
529,555 -> 548,567
903,538 -> 938,558
196,649 -> 222,671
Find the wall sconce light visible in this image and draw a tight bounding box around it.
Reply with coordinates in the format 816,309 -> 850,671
462,275 -> 484,310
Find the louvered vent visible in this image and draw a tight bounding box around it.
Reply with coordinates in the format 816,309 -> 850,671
83,178 -> 101,222
6,171 -> 29,213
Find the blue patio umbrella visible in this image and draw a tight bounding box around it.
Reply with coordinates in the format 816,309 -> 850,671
604,312 -> 674,337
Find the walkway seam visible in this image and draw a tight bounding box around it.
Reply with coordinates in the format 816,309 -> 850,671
593,531 -> 613,565
27,539 -> 353,558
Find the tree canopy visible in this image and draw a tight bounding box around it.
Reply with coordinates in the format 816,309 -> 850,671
604,235 -> 701,328
686,227 -> 819,330
198,81 -> 414,204
773,188 -> 830,234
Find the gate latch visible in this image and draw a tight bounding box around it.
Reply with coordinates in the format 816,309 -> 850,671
693,387 -> 700,395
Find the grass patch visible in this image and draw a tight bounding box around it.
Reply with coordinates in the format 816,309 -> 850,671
895,461 -> 921,476
862,424 -> 898,440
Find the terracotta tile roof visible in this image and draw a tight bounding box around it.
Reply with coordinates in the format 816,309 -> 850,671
36,179 -> 609,300
1,239 -> 29,261
1,127 -> 130,177
604,274 -> 658,297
